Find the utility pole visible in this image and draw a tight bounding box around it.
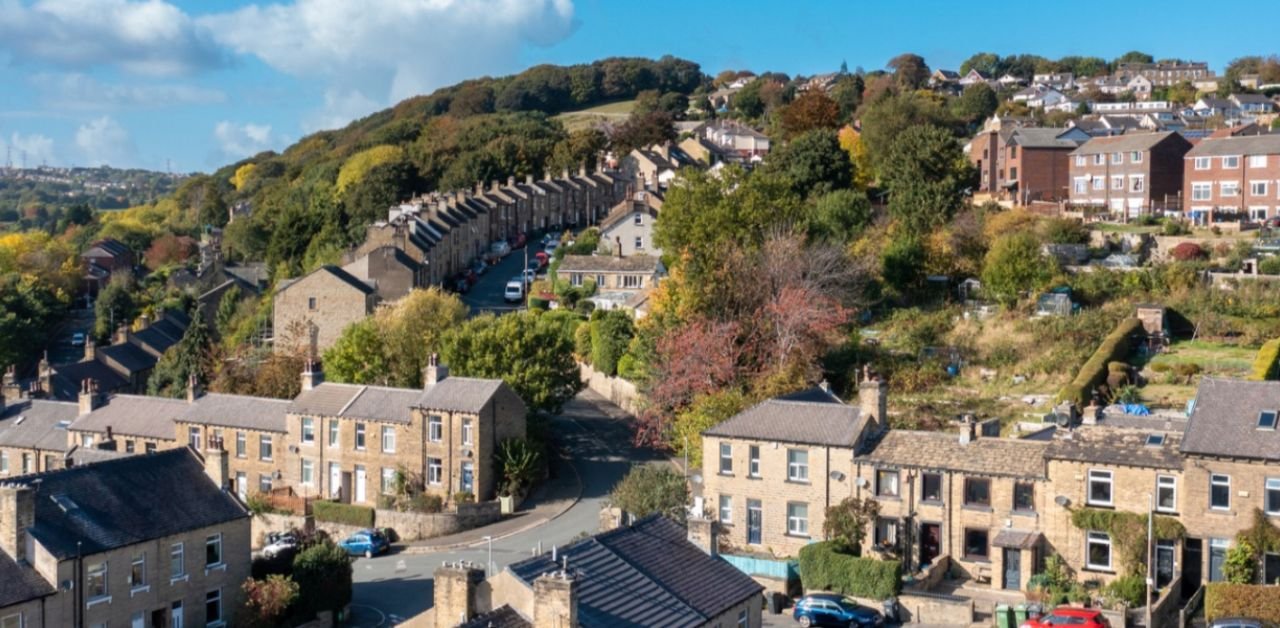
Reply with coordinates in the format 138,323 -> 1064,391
1145,492 -> 1154,628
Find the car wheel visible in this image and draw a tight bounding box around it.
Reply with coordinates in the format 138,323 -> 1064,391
798,616 -> 812,628
366,549 -> 373,559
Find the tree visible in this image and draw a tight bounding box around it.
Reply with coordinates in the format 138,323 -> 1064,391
837,126 -> 874,190
981,232 -> 1055,305
779,91 -> 840,139
808,189 -> 872,243
149,315 -> 212,398
214,285 -> 243,337
322,318 -> 391,385
548,128 -> 608,174
589,310 -> 635,377
881,233 -> 926,295
732,78 -> 766,118
858,92 -> 955,176
93,273 -> 137,340
959,52 -> 1001,77
1112,51 -> 1154,67
0,273 -> 63,368
611,111 -> 676,155
1222,538 -> 1257,584
439,310 -> 582,413
763,128 -> 853,198
1166,81 -> 1198,105
671,389 -> 749,466
951,83 -> 999,125
291,540 -> 352,620
608,464 -> 689,522
240,575 -> 299,628
887,53 -> 930,90
143,233 -> 195,270
377,288 -> 468,387
823,496 -> 881,555
880,124 -> 974,233
829,75 -> 864,123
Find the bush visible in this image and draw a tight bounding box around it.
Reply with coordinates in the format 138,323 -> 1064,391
797,541 -> 902,599
454,491 -> 474,503
1251,339 -> 1280,380
1205,583 -> 1280,624
1162,219 -> 1190,236
1170,241 -> 1206,261
1057,317 -> 1143,406
312,501 -> 375,527
608,465 -> 689,522
1259,256 -> 1280,276
292,540 -> 353,620
1103,573 -> 1146,607
408,493 -> 443,513
528,296 -> 549,310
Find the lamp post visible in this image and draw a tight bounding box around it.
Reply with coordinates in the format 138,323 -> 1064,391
1145,492 -> 1154,628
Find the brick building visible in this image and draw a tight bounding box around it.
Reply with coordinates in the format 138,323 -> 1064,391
273,265 -> 377,357
1183,134 -> 1280,224
970,123 -> 1090,203
1068,131 -> 1193,215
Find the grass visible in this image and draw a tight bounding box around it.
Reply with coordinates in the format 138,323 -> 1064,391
1139,339 -> 1257,408
553,99 -> 637,131
1092,223 -> 1162,235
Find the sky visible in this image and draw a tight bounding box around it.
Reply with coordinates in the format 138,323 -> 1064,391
0,0 -> 1276,173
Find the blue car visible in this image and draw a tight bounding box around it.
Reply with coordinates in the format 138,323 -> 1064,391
338,529 -> 389,558
793,593 -> 883,627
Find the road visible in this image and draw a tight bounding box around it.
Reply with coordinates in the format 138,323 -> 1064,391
460,244 -> 541,315
348,390 -> 660,626
46,307 -> 95,365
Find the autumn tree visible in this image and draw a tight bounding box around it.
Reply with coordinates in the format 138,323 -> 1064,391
547,128 -> 608,174
611,111 -> 676,155
981,232 -> 1056,305
779,91 -> 840,139
887,52 -> 930,90
144,233 -> 195,270
608,465 -> 689,522
240,575 -> 299,628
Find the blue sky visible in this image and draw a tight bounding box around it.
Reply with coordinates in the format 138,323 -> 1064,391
0,0 -> 1275,173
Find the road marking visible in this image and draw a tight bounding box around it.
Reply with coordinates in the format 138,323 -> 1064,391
349,603 -> 386,627
396,559 -> 406,572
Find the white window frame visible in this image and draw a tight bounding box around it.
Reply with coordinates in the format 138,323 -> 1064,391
1191,182 -> 1212,200
170,543 -> 185,580
1073,177 -> 1087,194
462,419 -> 473,446
1,613 -> 24,628
205,534 -> 223,569
786,502 -> 809,537
1092,177 -> 1105,190
205,588 -> 223,627
328,419 -> 339,448
1194,157 -> 1212,170
259,435 -> 272,461
748,445 -> 760,478
234,432 -> 245,458
1223,155 -> 1240,168
1086,531 -> 1113,571
381,426 -> 395,453
719,443 -> 732,474
719,495 -> 732,524
171,601 -> 183,628
1131,151 -> 1143,163
1111,175 -> 1124,191
1156,475 -> 1177,513
355,423 -> 366,450
1221,181 -> 1240,197
86,560 -> 109,601
634,236 -> 643,250
428,458 -> 443,485
428,416 -> 443,443
1075,155 -> 1086,167
1249,154 -> 1268,168
787,449 -> 809,482
1088,469 -> 1114,507
1111,152 -> 1123,165
130,552 -> 147,591
381,468 -> 397,494
1251,180 -> 1269,197
1265,478 -> 1280,516
300,459 -> 314,486
1093,154 -> 1105,166
300,417 -> 314,444
1210,473 -> 1231,510
1130,174 -> 1145,193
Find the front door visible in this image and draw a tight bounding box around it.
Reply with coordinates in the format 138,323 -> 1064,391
1209,538 -> 1228,582
235,473 -> 247,501
747,500 -> 762,545
329,463 -> 342,499
1156,540 -> 1176,588
1003,548 -> 1022,590
921,523 -> 942,567
1182,538 -> 1203,597
354,466 -> 366,503
461,462 -> 474,494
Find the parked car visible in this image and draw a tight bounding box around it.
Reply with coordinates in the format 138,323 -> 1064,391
1209,620 -> 1263,628
793,593 -> 883,627
338,529 -> 389,558
470,258 -> 488,276
522,269 -> 537,285
544,240 -> 559,255
509,232 -> 527,249
504,280 -> 525,303
534,251 -> 549,268
1020,607 -> 1110,628
527,259 -> 542,274
70,332 -> 86,347
261,532 -> 298,559
451,277 -> 471,294
491,240 -> 512,258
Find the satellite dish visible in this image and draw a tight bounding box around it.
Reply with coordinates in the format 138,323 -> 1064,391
829,471 -> 846,482
690,474 -> 703,485
854,477 -> 869,488
1054,495 -> 1071,508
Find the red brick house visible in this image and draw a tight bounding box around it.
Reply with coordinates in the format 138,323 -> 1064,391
1068,132 -> 1193,216
1183,134 -> 1280,225
970,123 -> 1089,203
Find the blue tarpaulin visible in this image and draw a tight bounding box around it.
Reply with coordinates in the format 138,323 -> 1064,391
1122,404 -> 1151,415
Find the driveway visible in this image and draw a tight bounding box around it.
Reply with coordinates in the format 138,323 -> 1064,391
349,389 -> 660,626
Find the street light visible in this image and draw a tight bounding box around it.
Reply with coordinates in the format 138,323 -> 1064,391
483,535 -> 493,577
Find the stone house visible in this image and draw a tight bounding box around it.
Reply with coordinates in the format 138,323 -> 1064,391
175,390 -> 291,502
0,447 -> 251,628
66,391 -> 185,455
80,238 -> 134,296
273,265 -> 377,357
1183,134 -> 1280,224
558,254 -> 664,293
0,385 -> 78,477
598,189 -> 662,258
342,245 -> 423,303
1069,131 -> 1193,215
433,515 -> 764,628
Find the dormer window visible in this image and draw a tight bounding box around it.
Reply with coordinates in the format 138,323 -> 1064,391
1259,411 -> 1278,430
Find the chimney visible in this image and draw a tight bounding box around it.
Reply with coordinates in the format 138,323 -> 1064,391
1,366 -> 20,405
301,360 -> 323,392
958,414 -> 977,445
424,353 -> 448,388
99,424 -> 117,451
687,516 -> 718,556
433,562 -> 485,628
203,434 -> 229,491
114,324 -> 129,345
78,379 -> 99,415
0,484 -> 35,564
857,366 -> 888,433
186,373 -> 202,403
83,336 -> 97,362
533,571 -> 578,628
491,180 -> 501,193
561,168 -> 570,180
475,181 -> 484,196
137,313 -> 150,330
525,174 -> 534,186
37,354 -> 51,398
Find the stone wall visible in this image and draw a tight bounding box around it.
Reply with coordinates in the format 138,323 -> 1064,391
251,501 -> 501,546
579,362 -> 640,415
849,592 -> 974,625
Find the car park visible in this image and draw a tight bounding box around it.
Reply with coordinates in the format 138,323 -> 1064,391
338,529 -> 389,558
793,593 -> 883,627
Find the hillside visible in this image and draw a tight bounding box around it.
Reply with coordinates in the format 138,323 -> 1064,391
553,99 -> 638,132
0,165 -> 186,230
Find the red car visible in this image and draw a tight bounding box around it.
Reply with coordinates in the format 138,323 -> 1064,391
1021,607 -> 1110,628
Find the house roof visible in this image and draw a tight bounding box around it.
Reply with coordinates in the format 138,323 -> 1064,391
461,605 -> 529,628
275,265 -> 375,297
288,383 -> 418,424
17,448 -> 247,560
599,198 -> 660,232
48,359 -> 131,400
507,515 -> 763,628
1186,134 -> 1280,158
0,551 -> 54,608
703,388 -> 866,448
1232,93 -> 1273,105
82,238 -> 131,259
1071,131 -> 1182,155
1182,377 -> 1280,462
1008,128 -> 1088,149
418,377 -> 508,413
68,394 -> 188,440
0,398 -> 78,452
177,393 -> 290,433
96,342 -> 156,374
858,430 -> 1048,479
557,254 -> 661,274
1046,426 -> 1183,470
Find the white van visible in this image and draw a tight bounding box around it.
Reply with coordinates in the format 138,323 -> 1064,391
504,280 -> 525,303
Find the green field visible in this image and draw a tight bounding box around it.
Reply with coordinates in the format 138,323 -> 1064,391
553,100 -> 637,131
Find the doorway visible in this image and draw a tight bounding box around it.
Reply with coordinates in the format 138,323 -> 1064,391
1182,538 -> 1203,597
1003,548 -> 1022,590
329,463 -> 342,499
747,500 -> 762,545
920,523 -> 942,567
461,462 -> 474,494
354,466 -> 366,503
1156,540 -> 1175,588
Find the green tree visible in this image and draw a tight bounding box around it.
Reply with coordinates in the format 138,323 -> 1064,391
322,318 -> 391,385
887,52 -> 930,90
439,310 -> 582,413
808,189 -> 872,243
959,52 -> 1001,77
1112,51 -> 1154,67
880,124 -> 974,233
858,92 -> 955,175
548,128 -> 608,174
881,233 -> 926,295
379,288 -> 468,387
214,284 -> 242,337
589,310 -> 635,377
951,83 -> 999,125
149,315 -> 212,398
732,79 -> 766,118
763,128 -> 853,198
611,111 -> 676,155
1222,538 -> 1257,584
0,273 -> 63,368
291,540 -> 352,620
608,464 -> 690,522
823,496 -> 881,555
981,232 -> 1055,305
671,389 -> 749,467
93,273 -> 137,341
829,75 -> 864,123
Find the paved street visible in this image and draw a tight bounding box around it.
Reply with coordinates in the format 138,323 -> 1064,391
459,244 -> 540,315
348,389 -> 660,626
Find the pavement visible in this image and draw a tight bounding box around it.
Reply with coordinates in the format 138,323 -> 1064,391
348,388 -> 661,626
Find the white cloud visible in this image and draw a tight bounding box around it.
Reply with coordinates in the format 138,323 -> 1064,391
0,0 -> 225,76
75,116 -> 135,166
214,121 -> 285,159
30,72 -> 227,109
202,0 -> 577,128
0,131 -> 58,167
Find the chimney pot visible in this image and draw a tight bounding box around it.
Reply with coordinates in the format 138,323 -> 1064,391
301,361 -> 323,391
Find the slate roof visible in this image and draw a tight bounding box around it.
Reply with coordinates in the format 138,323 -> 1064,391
48,359 -> 131,400
98,342 -> 157,374
1071,131 -> 1180,155
82,238 -> 131,259
275,265 -> 375,296
0,398 -> 78,452
0,551 -> 54,608
1186,134 -> 1280,157
704,388 -> 866,448
1008,128 -> 1088,149
177,393 -> 290,433
288,383 -> 418,424
418,378 -> 507,414
68,395 -> 188,440
1231,93 -> 1273,106
133,325 -> 181,355
507,516 -> 763,628
557,254 -> 662,274
858,430 -> 1048,479
1046,427 -> 1183,470
17,448 -> 247,560
1182,377 -> 1280,462
460,605 -> 530,628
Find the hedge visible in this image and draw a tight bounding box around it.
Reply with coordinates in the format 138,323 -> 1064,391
1205,583 -> 1280,624
797,541 -> 901,600
312,501 -> 375,528
1250,339 -> 1280,381
1057,317 -> 1143,406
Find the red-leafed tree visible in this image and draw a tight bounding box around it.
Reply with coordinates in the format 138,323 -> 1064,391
635,317 -> 747,447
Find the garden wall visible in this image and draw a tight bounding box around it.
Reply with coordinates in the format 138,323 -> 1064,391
579,362 -> 640,414
847,592 -> 973,625
251,501 -> 501,546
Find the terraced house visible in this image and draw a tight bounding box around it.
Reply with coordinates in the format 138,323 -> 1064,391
1183,134 -> 1280,224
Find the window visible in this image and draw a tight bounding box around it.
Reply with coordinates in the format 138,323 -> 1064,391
874,517 -> 899,549
964,528 -> 989,560
206,589 -> 222,626
1156,475 -> 1177,513
1249,154 -> 1268,168
1111,175 -> 1124,190
300,417 -> 314,444
146,442 -> 156,454
301,459 -> 315,485
125,440 -> 135,454
1263,411 -> 1280,430
81,434 -> 93,448
633,212 -> 642,226
1194,157 -> 1211,170
355,423 -> 366,450
1009,167 -> 1018,180
921,473 -> 943,502
328,419 -> 339,447
1252,181 -> 1270,197
787,449 -> 809,482
259,475 -> 272,493
1013,482 -> 1035,512
1265,478 -> 1280,515
719,443 -> 732,474
1223,155 -> 1240,168
381,468 -> 396,494
1130,175 -> 1144,193
131,553 -> 146,589
1145,434 -> 1165,447
381,426 -> 395,453
634,236 -> 643,250
205,534 -> 222,567
1088,469 -> 1114,506
786,502 -> 809,536
259,435 -> 272,461
963,478 -> 991,507
1075,155 -> 1086,167
569,273 -> 582,287
1211,474 -> 1231,510
1086,531 -> 1112,571
1092,177 -> 1104,190
0,452 -> 7,474
1073,178 -> 1087,194
622,275 -> 642,289
87,560 -> 108,599
462,419 -> 473,446
235,432 -> 245,458
19,454 -> 29,475
2,615 -> 23,628
1210,538 -> 1229,582
748,445 -> 760,477
719,495 -> 732,524
188,426 -> 201,449
1111,152 -> 1123,165
1093,154 -> 1104,166
307,297 -> 317,310
1192,182 -> 1212,200
1131,151 -> 1143,163
428,458 -> 442,485
132,611 -> 146,628
170,543 -> 185,579
876,469 -> 899,497
595,274 -> 605,287
1009,146 -> 1017,158
737,609 -> 748,628
428,415 -> 442,443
